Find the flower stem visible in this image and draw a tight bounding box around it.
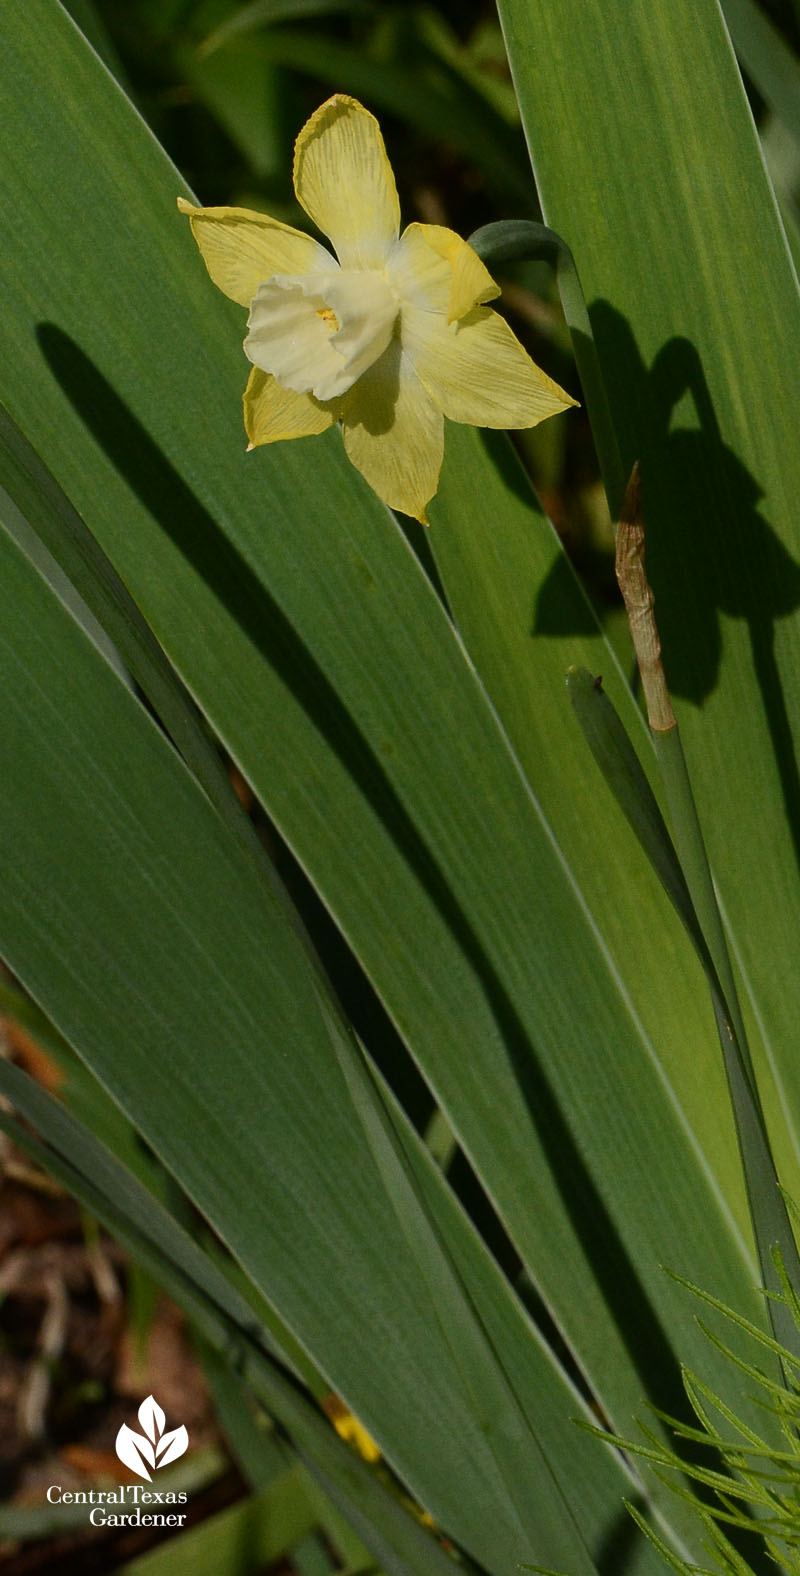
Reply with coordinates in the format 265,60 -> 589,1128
614,466 -> 800,1350
468,219 -> 627,514
615,466 -> 751,1074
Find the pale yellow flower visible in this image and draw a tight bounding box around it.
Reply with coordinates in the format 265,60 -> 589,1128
179,94 -> 576,522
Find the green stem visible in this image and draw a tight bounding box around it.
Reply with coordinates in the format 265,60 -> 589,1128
468,219 -> 627,514
651,724 -> 754,1095
654,721 -> 800,1360
612,466 -> 800,1356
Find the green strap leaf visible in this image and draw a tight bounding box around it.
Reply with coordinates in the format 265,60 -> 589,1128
722,0 -> 800,146
0,1062 -> 462,1576
0,9 -> 775,1559
498,0 -> 800,1296
469,220 -> 626,508
567,668 -> 800,1361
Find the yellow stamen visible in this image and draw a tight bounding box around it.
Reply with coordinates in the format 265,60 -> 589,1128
317,305 -> 339,330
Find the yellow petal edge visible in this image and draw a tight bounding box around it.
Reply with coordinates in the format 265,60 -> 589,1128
177,197 -> 334,308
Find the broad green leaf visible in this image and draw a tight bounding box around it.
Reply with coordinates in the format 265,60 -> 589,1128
0,406 -> 274,878
0,976 -> 652,1576
497,0 -> 800,1226
3,509 -> 601,1574
0,1051 -> 466,1576
0,0 -> 777,1551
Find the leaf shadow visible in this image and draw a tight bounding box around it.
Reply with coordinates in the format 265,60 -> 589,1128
537,303 -> 800,875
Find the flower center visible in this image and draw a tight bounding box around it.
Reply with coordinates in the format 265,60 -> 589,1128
244,269 -> 398,401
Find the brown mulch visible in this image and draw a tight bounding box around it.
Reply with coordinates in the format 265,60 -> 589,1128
0,1021 -> 252,1574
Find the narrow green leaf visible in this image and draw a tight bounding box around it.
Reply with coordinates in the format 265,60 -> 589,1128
199,0 -> 374,56
0,979 -> 151,1182
564,668 -> 698,946
333,1040 -> 597,1576
370,1064 -> 673,1573
117,1469 -> 316,1576
722,0 -> 800,146
469,220 -> 626,509
214,26 -> 535,208
180,41 -> 287,180
0,8 -> 776,1556
566,668 -> 800,1360
0,514 -> 514,1569
497,0 -> 800,1247
0,1061 -> 465,1576
0,405 -> 256,862
200,1340 -> 289,1489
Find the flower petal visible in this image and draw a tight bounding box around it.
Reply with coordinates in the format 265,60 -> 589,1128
243,367 -> 338,447
177,198 -> 335,307
293,95 -> 400,270
387,223 -> 500,322
403,305 -> 578,428
341,340 -> 443,523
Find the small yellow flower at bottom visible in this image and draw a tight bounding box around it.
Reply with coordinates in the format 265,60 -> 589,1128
178,94 -> 576,524
321,1393 -> 382,1463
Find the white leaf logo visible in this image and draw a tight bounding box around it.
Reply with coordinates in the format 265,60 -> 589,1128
115,1424 -> 155,1480
139,1395 -> 165,1441
156,1425 -> 189,1467
115,1396 -> 188,1481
